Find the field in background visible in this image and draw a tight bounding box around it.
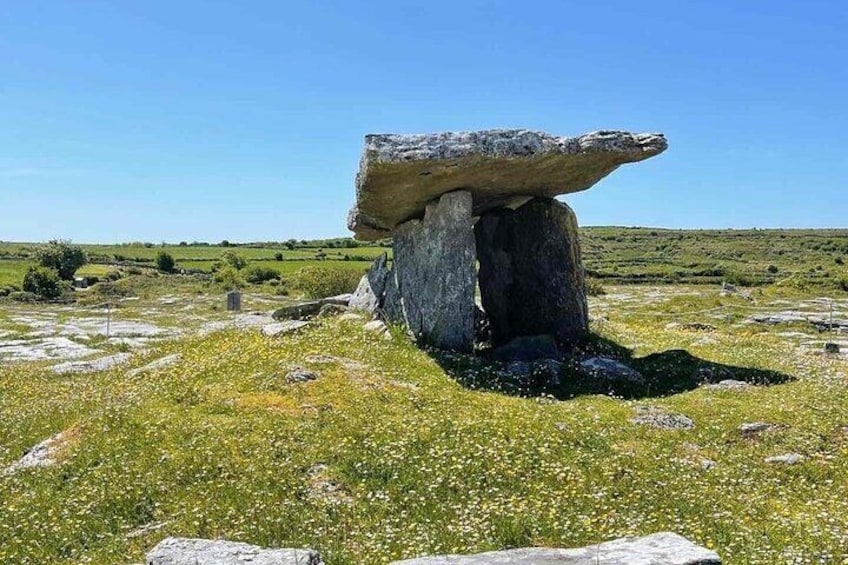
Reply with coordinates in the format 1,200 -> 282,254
2,227 -> 847,291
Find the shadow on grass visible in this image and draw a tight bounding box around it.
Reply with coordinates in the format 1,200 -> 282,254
427,332 -> 795,401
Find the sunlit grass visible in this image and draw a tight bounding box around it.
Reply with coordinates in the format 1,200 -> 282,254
0,292 -> 846,563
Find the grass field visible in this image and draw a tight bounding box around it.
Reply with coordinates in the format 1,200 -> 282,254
0,286 -> 846,563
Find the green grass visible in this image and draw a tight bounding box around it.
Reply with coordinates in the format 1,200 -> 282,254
1,293 -> 846,563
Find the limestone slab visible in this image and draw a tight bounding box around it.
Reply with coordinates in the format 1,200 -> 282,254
349,129 -> 667,239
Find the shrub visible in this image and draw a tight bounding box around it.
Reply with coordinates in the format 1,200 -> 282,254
8,291 -> 39,303
36,239 -> 87,280
767,265 -> 779,274
22,266 -> 65,300
243,264 -> 280,284
214,265 -> 246,289
292,266 -> 362,298
156,251 -> 176,273
219,251 -> 247,270
837,277 -> 848,292
585,278 -> 606,296
836,257 -> 844,265
274,252 -> 284,261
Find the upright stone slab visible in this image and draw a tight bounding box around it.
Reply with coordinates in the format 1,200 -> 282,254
476,198 -> 588,347
349,252 -> 389,314
385,190 -> 476,351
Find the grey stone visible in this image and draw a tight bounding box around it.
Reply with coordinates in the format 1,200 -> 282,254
272,295 -> 352,321
632,407 -> 695,430
349,129 -> 667,240
388,532 -> 719,564
272,301 -> 324,320
146,537 -> 323,565
476,198 -> 588,347
3,431 -> 71,475
285,367 -> 320,383
580,357 -> 645,384
385,191 -> 476,351
262,321 -> 309,337
490,335 -> 559,361
349,253 -> 389,313
226,290 -> 242,312
740,422 -> 778,435
765,453 -> 804,465
704,379 -> 751,390
363,319 -> 389,334
127,354 -> 183,378
317,303 -> 348,318
52,352 -> 132,375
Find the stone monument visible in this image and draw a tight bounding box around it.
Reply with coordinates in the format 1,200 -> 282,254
348,129 -> 667,353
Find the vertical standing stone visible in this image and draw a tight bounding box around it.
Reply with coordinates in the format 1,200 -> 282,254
475,198 -> 588,347
385,191 -> 476,351
226,290 -> 242,312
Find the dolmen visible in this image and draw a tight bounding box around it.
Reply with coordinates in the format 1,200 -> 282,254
348,129 -> 667,353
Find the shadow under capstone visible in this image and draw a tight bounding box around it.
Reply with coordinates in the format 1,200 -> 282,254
427,332 -> 795,401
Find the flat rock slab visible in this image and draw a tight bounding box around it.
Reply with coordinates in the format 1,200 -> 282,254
52,352 -> 133,375
632,407 -> 695,430
0,336 -> 97,362
388,532 -> 719,564
146,538 -> 323,565
127,354 -> 183,377
3,431 -> 71,475
349,129 -> 667,239
262,321 -> 309,337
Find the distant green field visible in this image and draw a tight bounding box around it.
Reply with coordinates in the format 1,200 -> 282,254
2,229 -> 847,291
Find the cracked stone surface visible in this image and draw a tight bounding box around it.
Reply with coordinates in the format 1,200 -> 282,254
388,532 -> 719,564
349,129 -> 667,240
146,538 -> 324,565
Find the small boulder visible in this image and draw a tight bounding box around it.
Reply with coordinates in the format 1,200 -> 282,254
363,319 -> 389,334
349,253 -> 389,313
580,356 -> 644,384
740,422 -> 779,436
632,406 -> 695,430
285,367 -> 321,383
765,453 -> 804,465
317,303 -> 348,318
262,321 -> 309,337
4,431 -> 72,475
704,379 -> 751,390
490,334 -> 559,362
146,537 -> 324,565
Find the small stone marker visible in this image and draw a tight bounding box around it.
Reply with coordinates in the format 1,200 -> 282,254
226,290 -> 242,312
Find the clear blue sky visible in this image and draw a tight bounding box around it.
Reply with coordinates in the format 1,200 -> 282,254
1,1 -> 846,243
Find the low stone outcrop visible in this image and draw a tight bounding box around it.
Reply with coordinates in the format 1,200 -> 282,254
146,538 -> 323,565
272,295 -> 351,321
349,252 -> 389,313
388,532 -> 719,564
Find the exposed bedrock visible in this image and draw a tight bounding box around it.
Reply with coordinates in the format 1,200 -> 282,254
475,198 -> 588,347
349,129 -> 667,240
383,190 -> 476,352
